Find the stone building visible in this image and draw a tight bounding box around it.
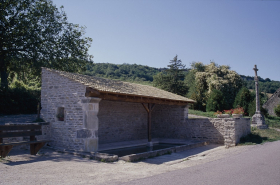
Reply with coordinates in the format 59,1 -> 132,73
41,68 -> 250,152
263,87 -> 280,116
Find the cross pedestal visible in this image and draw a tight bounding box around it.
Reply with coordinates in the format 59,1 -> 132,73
251,65 -> 267,129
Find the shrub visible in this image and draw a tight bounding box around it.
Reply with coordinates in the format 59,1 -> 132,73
206,89 -> 226,112
233,87 -> 252,115
0,82 -> 40,115
248,99 -> 268,117
275,104 -> 280,117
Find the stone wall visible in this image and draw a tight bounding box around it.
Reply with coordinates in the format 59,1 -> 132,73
98,100 -> 147,144
41,68 -> 251,152
152,104 -> 251,146
263,88 -> 280,116
41,68 -> 99,151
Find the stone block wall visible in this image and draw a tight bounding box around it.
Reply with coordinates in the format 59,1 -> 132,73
41,68 -> 251,152
98,100 -> 147,144
151,104 -> 187,139
263,88 -> 280,116
151,104 -> 251,146
41,68 -> 99,151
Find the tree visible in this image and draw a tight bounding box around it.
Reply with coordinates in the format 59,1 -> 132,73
185,62 -> 243,110
206,89 -> 226,112
233,87 -> 252,115
0,0 -> 93,89
153,55 -> 188,96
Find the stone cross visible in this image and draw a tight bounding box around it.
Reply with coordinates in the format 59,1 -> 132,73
253,65 -> 258,81
253,65 -> 260,113
251,65 -> 266,128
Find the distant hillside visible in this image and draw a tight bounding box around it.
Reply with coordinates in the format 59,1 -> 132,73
82,63 -> 163,85
82,63 -> 280,94
240,75 -> 280,94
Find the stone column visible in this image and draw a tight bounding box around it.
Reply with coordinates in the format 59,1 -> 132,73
184,104 -> 190,120
251,65 -> 267,129
78,97 -> 101,152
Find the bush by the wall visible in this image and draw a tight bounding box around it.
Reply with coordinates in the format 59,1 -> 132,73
233,87 -> 252,115
248,99 -> 268,117
206,89 -> 226,112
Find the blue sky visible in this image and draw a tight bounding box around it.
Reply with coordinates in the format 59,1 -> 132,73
52,0 -> 280,81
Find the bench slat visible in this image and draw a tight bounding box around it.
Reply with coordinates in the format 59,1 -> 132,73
0,131 -> 42,138
0,125 -> 41,131
0,140 -> 51,146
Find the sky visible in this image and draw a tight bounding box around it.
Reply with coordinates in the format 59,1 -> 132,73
52,0 -> 280,81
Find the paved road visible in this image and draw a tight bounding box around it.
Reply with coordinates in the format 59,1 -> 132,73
121,141 -> 280,185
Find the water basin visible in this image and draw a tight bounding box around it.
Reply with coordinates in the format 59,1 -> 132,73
99,143 -> 184,157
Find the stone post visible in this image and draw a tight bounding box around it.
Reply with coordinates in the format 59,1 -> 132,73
79,97 -> 101,152
184,104 -> 190,120
251,65 -> 267,129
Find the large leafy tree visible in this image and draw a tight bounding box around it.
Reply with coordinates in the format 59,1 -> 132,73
0,0 -> 93,88
186,62 -> 243,110
153,55 -> 187,96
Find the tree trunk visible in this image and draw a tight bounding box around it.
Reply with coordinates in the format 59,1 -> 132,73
0,68 -> 8,89
0,55 -> 8,89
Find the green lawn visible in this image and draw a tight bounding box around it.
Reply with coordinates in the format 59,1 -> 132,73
239,128 -> 280,145
188,109 -> 216,118
265,116 -> 280,129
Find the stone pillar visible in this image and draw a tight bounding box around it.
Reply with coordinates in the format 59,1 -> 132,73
79,97 -> 101,152
184,104 -> 189,120
251,65 -> 267,129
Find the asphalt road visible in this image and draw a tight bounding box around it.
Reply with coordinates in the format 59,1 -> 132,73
121,141 -> 280,185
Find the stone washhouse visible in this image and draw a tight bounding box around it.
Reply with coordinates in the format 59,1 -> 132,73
41,68 -> 251,152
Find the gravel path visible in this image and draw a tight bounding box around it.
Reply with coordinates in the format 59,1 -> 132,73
0,144 -> 253,185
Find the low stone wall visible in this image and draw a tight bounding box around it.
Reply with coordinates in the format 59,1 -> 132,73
151,104 -> 251,147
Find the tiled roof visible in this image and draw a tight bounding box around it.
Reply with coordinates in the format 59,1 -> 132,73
44,68 -> 195,103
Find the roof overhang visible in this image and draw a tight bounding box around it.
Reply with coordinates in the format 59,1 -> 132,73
85,87 -> 195,106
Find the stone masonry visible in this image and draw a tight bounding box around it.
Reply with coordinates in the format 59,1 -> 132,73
41,68 -> 100,151
41,68 -> 251,152
152,104 -> 251,147
98,101 -> 147,144
263,87 -> 280,116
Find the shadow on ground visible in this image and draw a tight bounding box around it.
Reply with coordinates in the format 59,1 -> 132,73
135,144 -> 222,165
1,144 -> 222,166
1,148 -> 95,166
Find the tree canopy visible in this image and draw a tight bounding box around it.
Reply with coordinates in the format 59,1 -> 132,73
153,55 -> 188,96
186,62 -> 244,110
0,0 -> 93,88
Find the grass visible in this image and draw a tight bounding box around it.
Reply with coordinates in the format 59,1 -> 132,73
188,109 -> 216,118
239,127 -> 280,145
265,116 -> 280,128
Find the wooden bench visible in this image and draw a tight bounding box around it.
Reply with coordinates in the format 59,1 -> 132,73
0,124 -> 51,158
